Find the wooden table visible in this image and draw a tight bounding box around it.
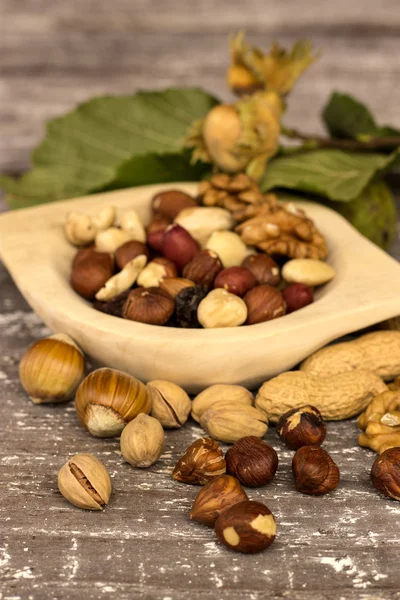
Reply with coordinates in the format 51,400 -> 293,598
1,1 -> 400,598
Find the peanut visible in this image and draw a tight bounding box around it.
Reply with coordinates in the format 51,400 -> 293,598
300,331 -> 400,382
256,370 -> 387,423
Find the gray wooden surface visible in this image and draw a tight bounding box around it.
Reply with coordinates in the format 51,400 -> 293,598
1,1 -> 400,599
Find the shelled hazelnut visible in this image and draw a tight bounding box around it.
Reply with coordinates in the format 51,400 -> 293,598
190,475 -> 248,526
214,266 -> 256,297
152,189 -> 198,220
277,406 -> 326,450
371,447 -> 400,501
292,446 -> 340,496
225,437 -> 278,487
172,438 -> 226,485
244,284 -> 286,325
183,250 -> 223,289
242,254 -> 280,287
198,289 -> 248,328
214,500 -> 277,553
71,247 -> 114,300
123,287 -> 175,325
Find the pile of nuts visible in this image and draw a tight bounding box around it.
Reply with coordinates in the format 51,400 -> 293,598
17,328 -> 400,554
66,177 -> 335,329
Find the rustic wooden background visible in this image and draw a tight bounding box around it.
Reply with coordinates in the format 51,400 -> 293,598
1,1 -> 400,599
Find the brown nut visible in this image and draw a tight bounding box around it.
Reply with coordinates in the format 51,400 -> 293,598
172,438 -> 226,485
71,247 -> 114,300
58,453 -> 112,510
152,189 -> 198,220
277,405 -> 326,450
214,500 -> 277,554
159,277 -> 195,298
292,446 -> 340,496
123,286 -> 175,325
244,284 -> 286,325
190,474 -> 248,527
183,249 -> 223,288
214,266 -> 256,297
242,254 -> 281,287
115,240 -> 151,270
225,436 -> 278,487
162,224 -> 200,270
282,283 -> 314,313
146,214 -> 171,252
371,447 -> 400,501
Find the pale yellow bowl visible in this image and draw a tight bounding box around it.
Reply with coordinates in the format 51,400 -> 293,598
1,183 -> 400,392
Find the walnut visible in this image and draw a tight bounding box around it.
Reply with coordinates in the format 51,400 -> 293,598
197,175 -> 328,260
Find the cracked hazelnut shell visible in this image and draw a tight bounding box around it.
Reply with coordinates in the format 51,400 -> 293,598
277,405 -> 326,450
225,436 -> 278,487
172,438 -> 226,485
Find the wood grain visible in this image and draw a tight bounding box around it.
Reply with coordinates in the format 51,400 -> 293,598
1,1 -> 400,598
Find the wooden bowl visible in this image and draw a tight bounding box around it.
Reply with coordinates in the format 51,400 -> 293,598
1,183 -> 400,392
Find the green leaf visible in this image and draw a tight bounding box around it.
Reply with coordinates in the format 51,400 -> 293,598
0,88 -> 219,208
322,92 -> 378,138
261,149 -> 400,201
322,92 -> 400,140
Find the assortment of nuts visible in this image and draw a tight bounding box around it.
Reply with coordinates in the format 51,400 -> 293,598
17,321 -> 400,557
66,177 -> 335,329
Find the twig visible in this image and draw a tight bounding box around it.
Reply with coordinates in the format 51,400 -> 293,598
281,126 -> 400,151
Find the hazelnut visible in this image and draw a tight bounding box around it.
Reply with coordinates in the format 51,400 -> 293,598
147,214 -> 171,252
371,447 -> 400,501
71,247 -> 114,300
244,284 -> 286,325
137,257 -> 177,288
123,287 -> 175,325
292,446 -> 340,496
206,230 -> 250,268
242,254 -> 281,287
162,224 -> 200,270
282,283 -> 314,313
190,475 -> 248,527
115,240 -> 151,270
182,250 -> 223,288
214,266 -> 256,297
152,189 -> 198,219
214,500 -> 277,553
277,406 -> 326,450
159,277 -> 195,298
172,438 -> 226,485
197,289 -> 248,328
174,285 -> 208,328
225,436 -> 278,487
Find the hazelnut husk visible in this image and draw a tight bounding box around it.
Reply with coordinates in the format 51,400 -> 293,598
172,438 -> 226,485
214,266 -> 256,297
225,436 -> 278,487
244,284 -> 286,325
292,446 -> 340,496
277,405 -> 326,450
123,287 -> 175,325
242,254 -> 280,287
71,247 -> 114,300
162,224 -> 200,271
190,475 -> 248,526
152,189 -> 198,220
115,240 -> 151,270
214,500 -> 277,554
183,250 -> 223,289
371,447 -> 400,501
146,214 -> 171,252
